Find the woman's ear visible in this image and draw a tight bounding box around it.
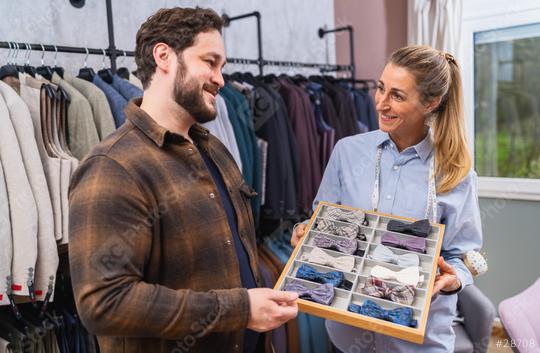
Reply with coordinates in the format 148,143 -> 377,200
425,96 -> 443,114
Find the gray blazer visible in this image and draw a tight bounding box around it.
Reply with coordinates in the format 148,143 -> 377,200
19,74 -> 64,243
63,72 -> 116,140
0,159 -> 12,306
51,72 -> 100,160
0,90 -> 37,297
0,81 -> 58,300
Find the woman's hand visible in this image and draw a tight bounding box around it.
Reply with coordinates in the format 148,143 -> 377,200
432,257 -> 461,296
290,224 -> 307,247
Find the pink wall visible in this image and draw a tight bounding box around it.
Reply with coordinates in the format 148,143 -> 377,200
334,0 -> 408,80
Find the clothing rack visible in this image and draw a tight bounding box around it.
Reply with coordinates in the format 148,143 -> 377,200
0,6 -> 355,77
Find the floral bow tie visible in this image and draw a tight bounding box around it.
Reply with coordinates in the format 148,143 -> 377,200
296,264 -> 353,290
348,300 -> 417,327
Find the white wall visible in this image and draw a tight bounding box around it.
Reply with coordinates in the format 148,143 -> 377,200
0,0 -> 336,76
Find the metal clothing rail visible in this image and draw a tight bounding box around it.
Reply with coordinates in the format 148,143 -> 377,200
1,7 -> 355,76
318,25 -> 356,80
223,11 -> 355,76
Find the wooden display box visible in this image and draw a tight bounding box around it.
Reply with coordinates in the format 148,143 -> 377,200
274,201 -> 445,344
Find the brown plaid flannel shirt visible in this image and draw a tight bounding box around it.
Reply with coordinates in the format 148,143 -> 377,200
69,98 -> 264,353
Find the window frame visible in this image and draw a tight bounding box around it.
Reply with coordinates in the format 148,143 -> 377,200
460,0 -> 540,201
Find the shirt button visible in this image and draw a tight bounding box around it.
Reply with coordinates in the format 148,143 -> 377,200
187,147 -> 193,153
393,165 -> 399,171
386,195 -> 392,200
234,344 -> 239,350
226,239 -> 232,246
209,192 -> 216,199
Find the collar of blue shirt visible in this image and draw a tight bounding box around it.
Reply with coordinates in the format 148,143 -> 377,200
373,129 -> 433,162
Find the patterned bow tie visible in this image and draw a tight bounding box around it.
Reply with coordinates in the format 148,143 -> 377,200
314,234 -> 357,255
296,264 -> 353,290
348,300 -> 417,328
387,219 -> 431,238
381,232 -> 426,253
314,219 -> 366,241
301,247 -> 356,273
283,280 -> 335,305
323,208 -> 367,227
362,277 -> 415,305
370,244 -> 420,267
370,265 -> 423,287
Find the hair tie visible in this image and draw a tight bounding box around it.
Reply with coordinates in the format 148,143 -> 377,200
439,51 -> 456,65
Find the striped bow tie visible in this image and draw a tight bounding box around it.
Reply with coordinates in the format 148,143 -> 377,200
314,234 -> 357,255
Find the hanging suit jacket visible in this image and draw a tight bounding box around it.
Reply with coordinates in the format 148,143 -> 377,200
63,72 -> 116,141
19,74 -> 64,243
51,72 -> 100,160
0,81 -> 58,301
0,159 -> 12,306
0,90 -> 38,297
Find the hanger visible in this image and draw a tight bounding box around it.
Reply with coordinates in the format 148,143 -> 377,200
21,43 -> 37,77
36,44 -> 54,80
116,50 -> 130,79
77,47 -> 95,81
51,45 -> 64,78
0,42 -> 20,80
97,48 -> 114,84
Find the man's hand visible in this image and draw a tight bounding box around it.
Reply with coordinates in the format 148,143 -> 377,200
291,223 -> 307,247
247,288 -> 298,332
432,257 -> 461,296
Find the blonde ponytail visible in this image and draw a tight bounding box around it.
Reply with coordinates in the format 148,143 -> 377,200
389,45 -> 471,194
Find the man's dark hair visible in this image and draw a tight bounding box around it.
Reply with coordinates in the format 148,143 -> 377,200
135,7 -> 223,89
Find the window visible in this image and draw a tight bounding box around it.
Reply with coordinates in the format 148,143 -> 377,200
461,1 -> 540,200
474,23 -> 540,179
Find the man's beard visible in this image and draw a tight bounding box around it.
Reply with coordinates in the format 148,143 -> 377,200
173,60 -> 219,124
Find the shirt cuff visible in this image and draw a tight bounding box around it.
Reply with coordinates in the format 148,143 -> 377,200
443,257 -> 473,295
210,288 -> 250,331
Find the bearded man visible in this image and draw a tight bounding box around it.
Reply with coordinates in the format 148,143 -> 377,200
68,7 -> 297,353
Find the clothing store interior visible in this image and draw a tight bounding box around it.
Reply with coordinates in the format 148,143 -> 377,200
0,0 -> 539,353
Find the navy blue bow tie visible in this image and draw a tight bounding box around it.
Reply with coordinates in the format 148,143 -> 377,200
296,264 -> 353,290
387,219 -> 431,238
348,300 -> 418,328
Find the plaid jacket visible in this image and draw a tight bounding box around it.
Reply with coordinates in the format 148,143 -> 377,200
69,98 -> 263,353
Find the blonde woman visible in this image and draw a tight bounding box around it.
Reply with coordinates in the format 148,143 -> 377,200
292,45 -> 482,352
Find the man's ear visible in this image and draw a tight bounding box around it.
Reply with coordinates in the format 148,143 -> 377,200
426,96 -> 443,114
153,43 -> 174,74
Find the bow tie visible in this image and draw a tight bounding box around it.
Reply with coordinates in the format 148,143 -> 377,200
348,300 -> 417,328
296,264 -> 353,290
370,244 -> 420,267
381,232 -> 426,253
301,247 -> 356,273
370,265 -> 423,287
361,276 -> 416,305
323,207 -> 367,227
314,234 -> 357,255
314,219 -> 366,241
283,280 -> 335,305
387,219 -> 431,238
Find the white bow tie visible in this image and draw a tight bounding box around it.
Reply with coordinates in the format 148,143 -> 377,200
370,265 -> 423,287
370,244 -> 420,267
301,247 -> 356,273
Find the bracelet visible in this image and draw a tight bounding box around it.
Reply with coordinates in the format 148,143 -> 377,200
439,281 -> 462,296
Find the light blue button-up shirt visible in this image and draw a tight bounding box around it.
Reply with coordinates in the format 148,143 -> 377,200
314,130 -> 483,353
